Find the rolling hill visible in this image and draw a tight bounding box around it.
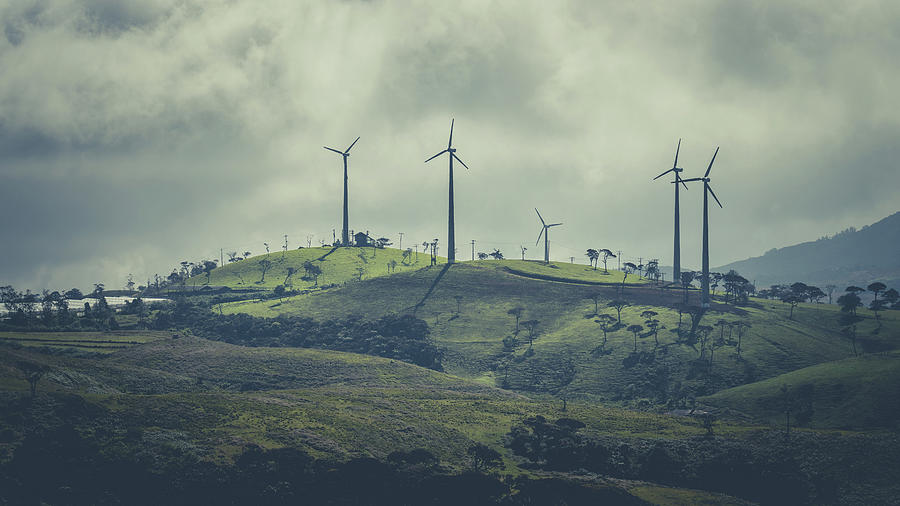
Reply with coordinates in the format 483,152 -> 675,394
701,350 -> 900,430
220,259 -> 900,406
714,211 -> 900,290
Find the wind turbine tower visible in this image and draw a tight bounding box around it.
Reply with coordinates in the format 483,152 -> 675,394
323,136 -> 360,246
534,208 -> 563,264
681,147 -> 723,308
653,139 -> 689,281
425,119 -> 470,264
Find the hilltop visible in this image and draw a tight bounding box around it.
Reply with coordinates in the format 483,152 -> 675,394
714,211 -> 900,289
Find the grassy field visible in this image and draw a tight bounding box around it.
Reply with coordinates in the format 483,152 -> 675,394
219,261 -> 900,405
701,350 -> 900,430
0,331 -> 169,353
190,246 -> 443,291
0,337 -> 722,468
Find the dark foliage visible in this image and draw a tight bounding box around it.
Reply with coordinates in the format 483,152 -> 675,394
505,416 -> 900,505
152,299 -> 443,370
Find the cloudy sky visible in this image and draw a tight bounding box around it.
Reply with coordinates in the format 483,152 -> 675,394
2,0 -> 899,291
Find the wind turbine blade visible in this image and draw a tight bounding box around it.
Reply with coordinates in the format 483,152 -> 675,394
673,138 -> 681,169
707,183 -> 724,208
679,177 -> 702,183
548,223 -> 563,227
679,174 -> 689,190
452,153 -> 470,170
534,208 -> 546,226
345,136 -> 360,153
448,118 -> 454,149
324,146 -> 344,155
653,168 -> 675,180
424,149 -> 448,163
536,227 -> 545,246
704,146 -> 719,178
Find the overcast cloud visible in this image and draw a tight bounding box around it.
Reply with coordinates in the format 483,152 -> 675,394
1,0 -> 899,290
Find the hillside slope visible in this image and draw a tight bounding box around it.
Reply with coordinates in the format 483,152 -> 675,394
222,261 -> 900,404
714,211 -> 900,289
701,350 -> 900,430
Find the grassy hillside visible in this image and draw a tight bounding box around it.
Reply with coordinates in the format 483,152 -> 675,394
701,350 -> 900,430
0,330 -> 169,354
189,246 -> 443,291
1,337 -> 716,468
221,261 -> 900,404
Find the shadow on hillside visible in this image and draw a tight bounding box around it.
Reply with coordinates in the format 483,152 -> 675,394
315,245 -> 340,262
407,263 -> 452,316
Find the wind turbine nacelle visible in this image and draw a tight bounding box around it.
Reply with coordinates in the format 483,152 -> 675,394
448,148 -> 456,153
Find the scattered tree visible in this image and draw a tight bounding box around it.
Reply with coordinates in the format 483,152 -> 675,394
586,249 -> 599,270
467,443 -> 502,472
258,259 -> 272,283
586,293 -> 602,315
489,249 -> 504,260
626,324 -> 643,352
522,319 -> 540,348
507,307 -> 524,333
607,299 -> 629,324
302,261 -> 322,287
17,361 -> 46,398
477,252 -> 489,260
598,249 -> 615,274
680,271 -> 695,304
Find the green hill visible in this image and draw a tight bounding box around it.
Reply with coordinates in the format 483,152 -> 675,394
701,350 -> 900,430
1,336 -> 714,467
187,246 -> 440,291
221,261 -> 900,405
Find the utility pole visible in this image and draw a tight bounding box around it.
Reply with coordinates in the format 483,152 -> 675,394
398,232 -> 404,250
570,256 -> 574,263
220,248 -> 223,267
471,240 -> 476,261
617,251 -> 621,271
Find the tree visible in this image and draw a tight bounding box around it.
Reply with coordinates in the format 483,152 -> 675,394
869,299 -> 888,321
243,251 -> 252,259
733,321 -> 751,358
283,267 -> 296,288
489,249 -> 504,260
227,251 -> 239,263
645,260 -> 660,284
274,284 -> 286,302
467,443 -> 502,472
868,282 -> 887,303
680,271 -> 695,304
202,260 -> 217,285
302,261 -> 322,287
626,324 -> 643,352
520,245 -> 527,260
553,354 -> 577,411
837,292 -> 862,317
710,272 -> 723,296
477,252 -> 489,260
64,288 -> 83,300
594,314 -> 616,348
507,307 -> 524,333
258,259 -> 272,283
599,249 -> 615,274
17,361 -> 46,398
642,310 -> 661,347
387,259 -> 398,273
781,293 -> 801,319
522,320 -> 540,347
125,273 -> 135,292
884,288 -> 899,309
586,293 -> 602,315
607,299 -> 629,324
586,249 -> 599,270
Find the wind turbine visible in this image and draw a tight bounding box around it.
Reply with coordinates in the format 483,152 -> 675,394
534,208 -> 562,264
425,119 -> 469,264
323,136 -> 360,246
681,147 -> 723,308
653,139 -> 689,282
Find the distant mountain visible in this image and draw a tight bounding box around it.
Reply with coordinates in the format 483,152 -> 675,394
714,211 -> 900,290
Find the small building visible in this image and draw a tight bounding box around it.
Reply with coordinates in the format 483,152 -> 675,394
354,231 -> 373,247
